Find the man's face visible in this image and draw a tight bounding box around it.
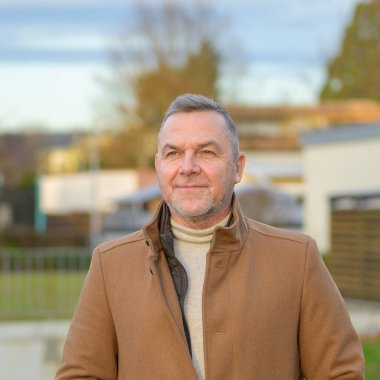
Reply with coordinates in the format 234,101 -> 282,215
155,111 -> 245,229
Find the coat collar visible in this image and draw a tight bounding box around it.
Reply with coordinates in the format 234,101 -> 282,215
143,194 -> 248,256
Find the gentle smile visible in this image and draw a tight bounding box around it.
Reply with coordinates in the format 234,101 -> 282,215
175,185 -> 207,188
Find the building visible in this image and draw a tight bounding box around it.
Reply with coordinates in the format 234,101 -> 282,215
37,169 -> 157,245
301,123 -> 380,252
227,100 -> 380,201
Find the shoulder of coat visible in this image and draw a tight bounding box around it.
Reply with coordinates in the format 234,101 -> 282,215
96,229 -> 146,255
244,217 -> 311,245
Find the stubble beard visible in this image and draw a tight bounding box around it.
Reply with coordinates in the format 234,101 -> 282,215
169,193 -> 226,224
161,175 -> 236,226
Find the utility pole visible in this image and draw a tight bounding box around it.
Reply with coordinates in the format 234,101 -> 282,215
89,129 -> 101,249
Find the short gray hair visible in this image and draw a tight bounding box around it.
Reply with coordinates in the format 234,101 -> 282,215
159,93 -> 240,158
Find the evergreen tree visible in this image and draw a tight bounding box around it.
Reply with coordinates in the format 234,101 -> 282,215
320,0 -> 380,100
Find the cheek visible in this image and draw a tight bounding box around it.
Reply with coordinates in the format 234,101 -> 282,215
205,165 -> 232,184
157,163 -> 176,183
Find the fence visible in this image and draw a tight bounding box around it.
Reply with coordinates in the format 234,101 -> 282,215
329,193 -> 380,302
0,248 -> 91,320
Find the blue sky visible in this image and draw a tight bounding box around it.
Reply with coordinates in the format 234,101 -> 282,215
0,0 -> 362,131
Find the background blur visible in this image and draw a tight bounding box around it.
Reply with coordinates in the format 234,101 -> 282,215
1,0 -> 380,378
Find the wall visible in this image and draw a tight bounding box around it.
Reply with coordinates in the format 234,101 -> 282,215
303,135 -> 380,252
0,321 -> 69,380
40,170 -> 139,214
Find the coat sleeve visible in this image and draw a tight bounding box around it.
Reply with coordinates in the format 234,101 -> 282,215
298,238 -> 364,379
56,248 -> 118,380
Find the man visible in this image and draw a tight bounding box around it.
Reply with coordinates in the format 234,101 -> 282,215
57,94 -> 364,379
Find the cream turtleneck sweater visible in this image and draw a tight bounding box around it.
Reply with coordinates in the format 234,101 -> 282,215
171,214 -> 231,380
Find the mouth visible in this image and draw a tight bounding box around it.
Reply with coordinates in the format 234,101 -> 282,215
175,185 -> 208,190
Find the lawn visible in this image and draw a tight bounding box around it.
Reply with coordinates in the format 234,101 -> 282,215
0,271 -> 86,320
362,338 -> 380,379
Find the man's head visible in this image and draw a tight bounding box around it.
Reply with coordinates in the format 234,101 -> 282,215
159,93 -> 240,160
155,94 -> 245,229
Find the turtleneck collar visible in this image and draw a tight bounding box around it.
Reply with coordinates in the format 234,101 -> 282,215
171,214 -> 231,244
143,194 -> 249,255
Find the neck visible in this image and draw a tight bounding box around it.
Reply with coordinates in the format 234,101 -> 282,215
170,208 -> 232,230
171,214 -> 231,242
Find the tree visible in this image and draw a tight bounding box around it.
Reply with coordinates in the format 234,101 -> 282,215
132,40 -> 220,131
101,0 -> 232,168
320,0 -> 380,100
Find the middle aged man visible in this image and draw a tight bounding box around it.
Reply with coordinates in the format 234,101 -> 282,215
56,94 -> 364,380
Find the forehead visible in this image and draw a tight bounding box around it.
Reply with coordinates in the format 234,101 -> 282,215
158,111 -> 230,148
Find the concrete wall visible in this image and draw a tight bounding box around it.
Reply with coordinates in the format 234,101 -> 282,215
0,321 -> 69,380
303,135 -> 380,252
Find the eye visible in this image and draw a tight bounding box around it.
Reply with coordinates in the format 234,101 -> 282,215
200,150 -> 216,157
165,150 -> 178,158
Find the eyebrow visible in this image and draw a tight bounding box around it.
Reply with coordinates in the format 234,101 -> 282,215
161,140 -> 223,152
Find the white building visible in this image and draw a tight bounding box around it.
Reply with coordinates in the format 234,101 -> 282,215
39,170 -> 142,215
302,123 -> 380,252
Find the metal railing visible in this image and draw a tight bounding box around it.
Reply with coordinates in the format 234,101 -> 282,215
0,248 -> 91,320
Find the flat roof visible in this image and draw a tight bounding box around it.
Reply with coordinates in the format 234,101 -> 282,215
301,123 -> 380,145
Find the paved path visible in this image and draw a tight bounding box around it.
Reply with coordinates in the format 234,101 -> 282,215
345,298 -> 380,338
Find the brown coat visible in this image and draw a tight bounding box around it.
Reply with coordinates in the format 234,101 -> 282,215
56,199 -> 364,379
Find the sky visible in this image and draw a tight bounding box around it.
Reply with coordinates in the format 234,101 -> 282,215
0,0 -> 363,132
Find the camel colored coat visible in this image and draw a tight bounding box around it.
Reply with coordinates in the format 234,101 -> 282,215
56,199 -> 364,379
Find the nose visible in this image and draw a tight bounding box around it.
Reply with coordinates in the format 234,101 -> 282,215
179,151 -> 200,175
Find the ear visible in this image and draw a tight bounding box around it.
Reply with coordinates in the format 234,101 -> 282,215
234,152 -> 246,184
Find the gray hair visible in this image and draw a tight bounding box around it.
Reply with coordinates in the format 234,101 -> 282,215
159,93 -> 240,159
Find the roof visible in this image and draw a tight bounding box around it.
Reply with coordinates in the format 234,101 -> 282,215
117,184 -> 161,205
301,123 -> 380,145
227,100 -> 380,123
330,190 -> 380,211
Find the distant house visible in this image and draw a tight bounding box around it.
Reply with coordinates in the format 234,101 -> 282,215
228,100 -> 380,148
301,123 -> 380,252
226,101 -> 373,205
228,100 -> 380,200
37,169 -> 157,245
0,131 -> 85,234
0,132 -> 84,186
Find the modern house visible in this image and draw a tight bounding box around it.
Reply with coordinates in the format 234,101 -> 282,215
301,123 -> 380,253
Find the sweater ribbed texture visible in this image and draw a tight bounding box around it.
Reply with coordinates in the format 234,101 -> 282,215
171,214 -> 230,380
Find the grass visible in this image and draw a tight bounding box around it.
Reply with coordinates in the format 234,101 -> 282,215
0,271 -> 86,320
362,338 -> 380,379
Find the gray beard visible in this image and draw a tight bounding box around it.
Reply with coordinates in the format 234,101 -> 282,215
167,189 -> 233,225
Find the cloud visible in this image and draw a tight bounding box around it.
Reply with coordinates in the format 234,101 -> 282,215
0,0 -> 362,64
0,2 -> 127,63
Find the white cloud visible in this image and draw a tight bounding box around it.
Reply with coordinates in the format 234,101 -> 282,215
1,25 -> 110,50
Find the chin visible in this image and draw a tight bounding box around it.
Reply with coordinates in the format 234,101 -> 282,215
171,201 -> 212,219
